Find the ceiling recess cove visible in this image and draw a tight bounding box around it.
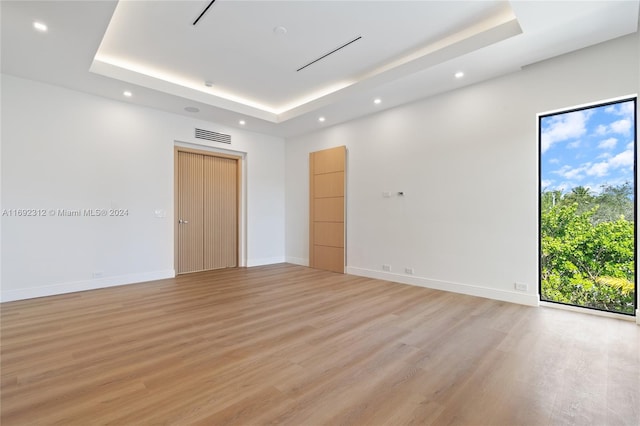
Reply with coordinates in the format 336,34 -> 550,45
296,36 -> 363,72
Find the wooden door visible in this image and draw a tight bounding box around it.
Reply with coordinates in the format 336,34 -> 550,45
176,149 -> 239,274
177,151 -> 204,274
204,156 -> 238,269
309,146 -> 345,273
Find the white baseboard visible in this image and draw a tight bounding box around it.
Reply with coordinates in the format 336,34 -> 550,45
285,256 -> 309,266
1,269 -> 176,303
246,256 -> 286,267
346,266 -> 539,307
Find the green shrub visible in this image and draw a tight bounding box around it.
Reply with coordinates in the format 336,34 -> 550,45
540,191 -> 635,315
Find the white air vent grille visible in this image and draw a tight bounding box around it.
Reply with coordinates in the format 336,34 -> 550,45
195,128 -> 231,144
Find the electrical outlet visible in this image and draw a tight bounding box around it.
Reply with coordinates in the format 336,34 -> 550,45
382,264 -> 391,272
514,282 -> 528,292
405,267 -> 414,274
92,271 -> 104,279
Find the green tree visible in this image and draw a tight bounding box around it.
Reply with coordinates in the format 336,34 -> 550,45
562,186 -> 595,215
541,190 -> 563,213
592,182 -> 634,224
540,198 -> 635,314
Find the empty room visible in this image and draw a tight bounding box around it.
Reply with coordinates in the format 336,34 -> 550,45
1,1 -> 639,425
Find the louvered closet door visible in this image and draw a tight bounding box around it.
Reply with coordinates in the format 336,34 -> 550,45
204,156 -> 238,269
177,151 -> 204,274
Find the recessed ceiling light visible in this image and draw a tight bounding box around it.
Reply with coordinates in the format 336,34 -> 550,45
239,120 -> 246,125
185,106 -> 200,113
273,26 -> 288,36
318,116 -> 326,123
455,71 -> 465,79
374,98 -> 382,105
123,91 -> 132,97
33,22 -> 48,32
204,80 -> 214,87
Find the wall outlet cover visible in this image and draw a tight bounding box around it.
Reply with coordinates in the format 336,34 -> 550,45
514,282 -> 528,292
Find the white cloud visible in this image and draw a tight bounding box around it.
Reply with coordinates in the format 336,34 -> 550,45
541,110 -> 591,153
610,119 -> 631,135
553,164 -> 585,181
595,124 -> 608,135
554,182 -> 573,192
544,181 -> 572,193
541,179 -> 553,189
549,158 -> 560,164
587,162 -> 609,177
597,137 -> 617,150
553,165 -> 570,175
619,101 -> 635,118
564,169 -> 584,180
594,101 -> 635,136
620,101 -> 634,114
605,101 -> 634,119
568,140 -> 581,149
626,142 -> 634,150
609,149 -> 634,168
585,148 -> 634,177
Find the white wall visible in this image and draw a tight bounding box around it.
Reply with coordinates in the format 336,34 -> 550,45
286,33 -> 639,307
1,75 -> 285,301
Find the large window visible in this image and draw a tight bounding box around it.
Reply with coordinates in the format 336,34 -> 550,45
539,98 -> 637,315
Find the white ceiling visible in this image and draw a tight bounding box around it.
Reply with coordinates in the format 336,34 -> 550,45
2,1 -> 639,138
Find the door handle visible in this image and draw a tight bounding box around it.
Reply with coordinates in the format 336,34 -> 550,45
178,219 -> 190,224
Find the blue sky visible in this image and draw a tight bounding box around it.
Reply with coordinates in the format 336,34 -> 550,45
541,100 -> 635,194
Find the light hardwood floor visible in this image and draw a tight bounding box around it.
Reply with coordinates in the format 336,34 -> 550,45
1,264 -> 639,425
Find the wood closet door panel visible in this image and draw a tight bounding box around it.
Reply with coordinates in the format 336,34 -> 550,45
310,146 -> 346,274
204,156 -> 238,269
177,151 -> 204,274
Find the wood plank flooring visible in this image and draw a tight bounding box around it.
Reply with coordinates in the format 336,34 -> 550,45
1,263 -> 639,425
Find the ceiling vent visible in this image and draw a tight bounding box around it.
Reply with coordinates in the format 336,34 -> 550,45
195,128 -> 231,144
193,0 -> 216,26
297,36 -> 362,72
